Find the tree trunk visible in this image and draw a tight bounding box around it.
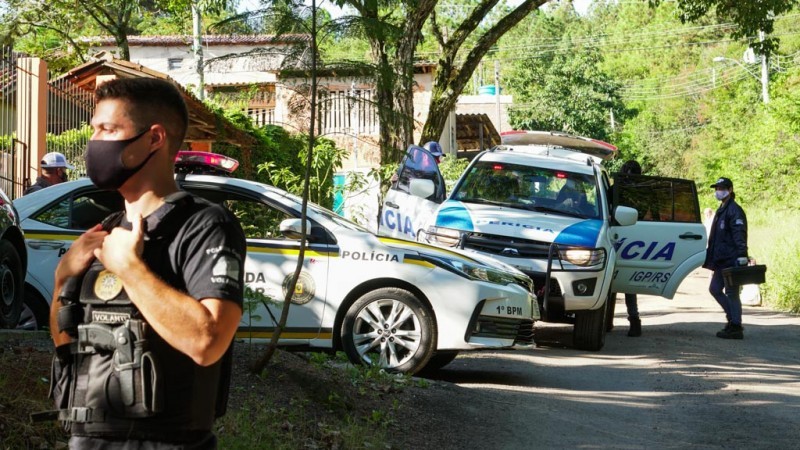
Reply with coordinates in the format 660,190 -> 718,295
420,0 -> 546,146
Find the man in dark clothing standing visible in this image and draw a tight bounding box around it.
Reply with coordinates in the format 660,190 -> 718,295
49,78 -> 245,448
23,152 -> 74,195
703,177 -> 748,339
610,160 -> 644,337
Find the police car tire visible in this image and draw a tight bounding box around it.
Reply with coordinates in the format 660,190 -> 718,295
0,240 -> 24,329
341,288 -> 436,375
573,300 -> 607,351
604,293 -> 617,332
17,289 -> 49,331
419,351 -> 459,374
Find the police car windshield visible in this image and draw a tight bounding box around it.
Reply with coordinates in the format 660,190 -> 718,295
453,161 -> 601,219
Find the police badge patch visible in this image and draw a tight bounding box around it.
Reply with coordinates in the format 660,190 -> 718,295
94,270 -> 123,301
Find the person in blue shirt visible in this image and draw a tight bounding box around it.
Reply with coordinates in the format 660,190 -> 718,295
703,177 -> 748,340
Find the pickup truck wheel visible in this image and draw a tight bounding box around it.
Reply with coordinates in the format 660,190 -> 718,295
0,240 -> 23,329
341,288 -> 436,375
605,292 -> 617,332
573,299 -> 607,351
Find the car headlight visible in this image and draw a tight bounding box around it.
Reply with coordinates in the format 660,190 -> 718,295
425,226 -> 461,247
439,258 -> 522,287
560,248 -> 605,268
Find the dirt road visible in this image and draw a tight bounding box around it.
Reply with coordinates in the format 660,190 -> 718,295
413,270 -> 800,449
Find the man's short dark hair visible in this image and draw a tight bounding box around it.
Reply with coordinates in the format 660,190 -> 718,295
620,160 -> 642,175
94,78 -> 189,154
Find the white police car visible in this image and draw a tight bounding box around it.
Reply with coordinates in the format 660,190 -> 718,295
380,131 -> 707,351
14,152 -> 538,374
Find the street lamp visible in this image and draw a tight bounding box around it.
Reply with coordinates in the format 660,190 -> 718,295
713,56 -> 769,104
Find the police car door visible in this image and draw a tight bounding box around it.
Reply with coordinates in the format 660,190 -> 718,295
21,188 -> 124,309
609,174 -> 707,298
378,145 -> 446,241
200,188 -> 331,344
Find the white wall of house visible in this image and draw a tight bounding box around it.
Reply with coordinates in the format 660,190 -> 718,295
93,44 -> 286,87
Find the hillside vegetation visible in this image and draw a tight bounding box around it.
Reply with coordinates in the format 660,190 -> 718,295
495,2 -> 800,312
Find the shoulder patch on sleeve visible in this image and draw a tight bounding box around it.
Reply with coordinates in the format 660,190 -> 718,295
734,219 -> 744,225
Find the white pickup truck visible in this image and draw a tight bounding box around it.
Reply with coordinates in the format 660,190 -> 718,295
379,131 -> 707,351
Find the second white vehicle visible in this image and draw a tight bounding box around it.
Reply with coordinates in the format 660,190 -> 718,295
380,131 -> 707,351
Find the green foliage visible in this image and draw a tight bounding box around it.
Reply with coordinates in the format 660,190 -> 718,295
505,8 -> 627,142
258,137 -> 347,209
747,210 -> 800,313
438,154 -> 470,191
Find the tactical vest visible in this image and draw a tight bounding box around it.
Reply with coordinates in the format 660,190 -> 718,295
38,194 -> 234,442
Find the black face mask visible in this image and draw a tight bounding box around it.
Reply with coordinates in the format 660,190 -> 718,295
85,129 -> 156,190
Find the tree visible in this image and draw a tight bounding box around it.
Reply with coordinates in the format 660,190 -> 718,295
504,8 -> 626,142
662,0 -> 798,56
334,0 -> 437,165
419,0 -> 547,144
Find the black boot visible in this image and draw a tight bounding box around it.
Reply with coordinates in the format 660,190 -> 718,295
627,318 -> 642,337
716,324 -> 744,339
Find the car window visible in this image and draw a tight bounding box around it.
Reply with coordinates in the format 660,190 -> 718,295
452,160 -> 601,219
186,188 -> 292,240
613,174 -> 701,223
32,190 -> 124,230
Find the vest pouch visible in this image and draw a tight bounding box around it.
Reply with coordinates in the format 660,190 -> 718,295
102,326 -> 163,418
49,346 -> 76,431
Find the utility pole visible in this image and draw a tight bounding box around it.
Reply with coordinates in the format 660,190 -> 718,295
759,30 -> 770,104
494,60 -> 501,134
192,2 -> 205,100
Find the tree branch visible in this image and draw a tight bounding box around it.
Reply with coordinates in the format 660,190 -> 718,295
446,0 -> 500,56
430,10 -> 446,50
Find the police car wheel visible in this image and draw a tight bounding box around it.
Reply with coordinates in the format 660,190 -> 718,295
16,290 -> 49,331
0,240 -> 23,329
341,288 -> 436,375
419,351 -> 459,374
573,299 -> 607,351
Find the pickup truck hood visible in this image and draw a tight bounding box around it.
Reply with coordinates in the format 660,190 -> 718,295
434,200 -> 604,248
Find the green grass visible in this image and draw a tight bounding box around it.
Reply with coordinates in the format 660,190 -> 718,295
748,209 -> 800,313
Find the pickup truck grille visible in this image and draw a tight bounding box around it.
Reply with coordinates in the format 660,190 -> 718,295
472,316 -> 535,345
520,271 -> 563,298
462,233 -> 552,259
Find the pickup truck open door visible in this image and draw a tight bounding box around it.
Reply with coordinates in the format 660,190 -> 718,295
609,174 -> 708,298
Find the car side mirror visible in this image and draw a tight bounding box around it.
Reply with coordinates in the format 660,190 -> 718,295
614,206 -> 638,226
280,218 -> 314,240
409,178 -> 435,199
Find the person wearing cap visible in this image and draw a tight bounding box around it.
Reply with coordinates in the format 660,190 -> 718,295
608,160 -> 646,337
390,141 -> 444,185
23,152 -> 74,195
423,141 -> 444,163
703,177 -> 749,339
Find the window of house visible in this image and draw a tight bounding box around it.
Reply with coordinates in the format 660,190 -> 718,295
168,58 -> 183,70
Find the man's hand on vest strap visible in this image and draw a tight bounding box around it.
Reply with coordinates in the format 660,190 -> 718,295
94,213 -> 145,279
55,224 -> 108,284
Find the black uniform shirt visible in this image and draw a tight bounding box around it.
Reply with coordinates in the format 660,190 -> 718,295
73,191 -> 246,441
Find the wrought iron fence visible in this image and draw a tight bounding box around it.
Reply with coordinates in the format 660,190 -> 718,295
0,47 -> 20,197
47,74 -> 94,179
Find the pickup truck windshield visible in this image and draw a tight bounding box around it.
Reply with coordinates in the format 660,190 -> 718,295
452,161 -> 601,219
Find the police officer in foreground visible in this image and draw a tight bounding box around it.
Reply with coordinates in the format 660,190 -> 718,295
703,177 -> 748,340
23,151 -> 74,195
47,78 -> 245,448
